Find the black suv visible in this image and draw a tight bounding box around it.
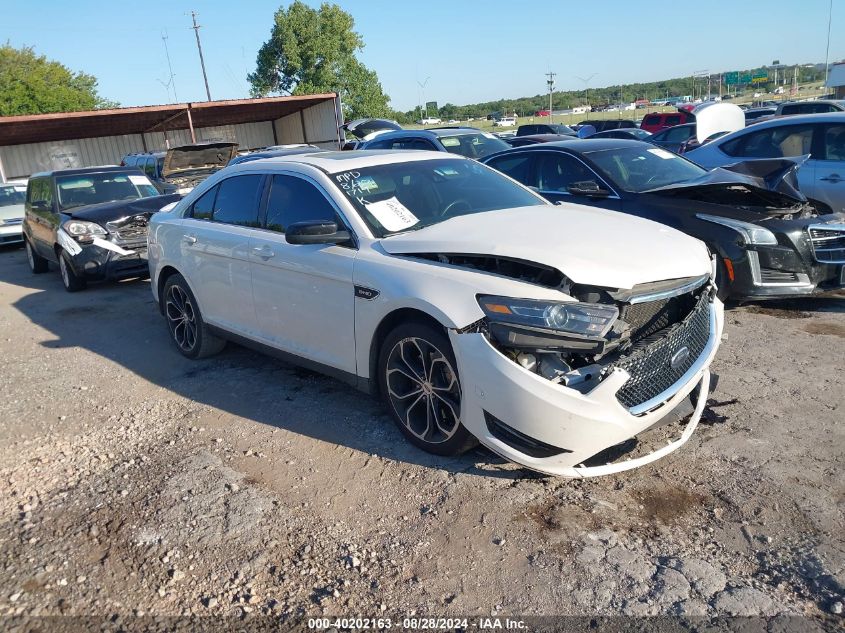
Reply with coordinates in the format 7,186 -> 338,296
576,119 -> 637,132
516,123 -> 576,136
23,167 -> 180,292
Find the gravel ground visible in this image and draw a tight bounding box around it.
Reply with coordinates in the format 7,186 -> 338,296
0,245 -> 842,629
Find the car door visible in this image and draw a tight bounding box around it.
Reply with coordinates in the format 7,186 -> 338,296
813,122 -> 845,212
25,177 -> 58,259
179,173 -> 265,337
249,173 -> 357,373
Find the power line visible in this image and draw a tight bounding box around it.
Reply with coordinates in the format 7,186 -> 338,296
190,10 -> 212,101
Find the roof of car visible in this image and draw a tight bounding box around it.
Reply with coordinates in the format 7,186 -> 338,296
777,99 -> 845,108
741,111 -> 845,125
515,138 -> 645,153
232,149 -> 465,174
368,127 -> 484,141
29,165 -> 138,179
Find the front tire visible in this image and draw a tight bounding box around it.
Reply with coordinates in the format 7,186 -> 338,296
378,320 -> 477,456
25,239 -> 49,274
58,250 -> 87,292
163,273 -> 225,359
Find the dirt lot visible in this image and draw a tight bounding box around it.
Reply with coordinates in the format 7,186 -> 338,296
0,245 -> 842,628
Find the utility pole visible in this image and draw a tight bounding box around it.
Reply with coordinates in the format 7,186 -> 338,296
576,73 -> 597,110
190,11 -> 212,101
161,31 -> 178,102
545,71 -> 556,122
824,0 -> 833,88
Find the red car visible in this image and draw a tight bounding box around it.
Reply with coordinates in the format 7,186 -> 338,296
639,110 -> 693,133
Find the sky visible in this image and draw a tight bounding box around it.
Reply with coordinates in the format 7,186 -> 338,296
1,0 -> 842,112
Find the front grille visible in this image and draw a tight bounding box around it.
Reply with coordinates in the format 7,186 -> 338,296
622,292 -> 697,344
808,225 -> 845,264
760,268 -> 800,284
608,292 -> 712,411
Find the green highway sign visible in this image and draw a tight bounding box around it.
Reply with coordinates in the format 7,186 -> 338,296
724,71 -> 739,85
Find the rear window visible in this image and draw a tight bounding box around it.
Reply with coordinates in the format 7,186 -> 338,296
665,115 -> 682,126
0,185 -> 26,207
642,115 -> 660,125
438,133 -> 510,159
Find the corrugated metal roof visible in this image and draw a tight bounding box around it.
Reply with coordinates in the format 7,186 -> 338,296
827,63 -> 845,88
0,94 -> 337,146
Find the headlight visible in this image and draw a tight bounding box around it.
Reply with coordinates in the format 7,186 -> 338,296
478,295 -> 618,338
696,214 -> 778,246
63,220 -> 107,238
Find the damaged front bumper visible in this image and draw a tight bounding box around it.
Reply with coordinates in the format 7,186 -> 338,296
449,298 -> 724,477
58,229 -> 149,281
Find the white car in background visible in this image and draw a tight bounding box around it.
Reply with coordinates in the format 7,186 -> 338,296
418,117 -> 442,125
148,151 -> 723,477
493,117 -> 517,127
686,112 -> 845,213
0,180 -> 27,246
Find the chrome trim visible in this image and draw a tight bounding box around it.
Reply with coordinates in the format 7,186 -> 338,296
628,274 -> 709,304
807,223 -> 845,265
627,302 -> 718,416
747,251 -> 813,287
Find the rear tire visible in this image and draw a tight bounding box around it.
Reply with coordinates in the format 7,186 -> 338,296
25,239 -> 48,274
378,320 -> 477,456
162,273 -> 225,359
58,250 -> 87,292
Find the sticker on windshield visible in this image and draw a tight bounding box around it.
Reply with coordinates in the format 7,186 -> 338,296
128,175 -> 150,186
364,196 -> 419,232
440,137 -> 461,147
647,148 -> 675,160
483,133 -> 497,139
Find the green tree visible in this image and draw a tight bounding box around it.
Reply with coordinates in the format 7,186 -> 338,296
248,1 -> 391,119
0,44 -> 117,116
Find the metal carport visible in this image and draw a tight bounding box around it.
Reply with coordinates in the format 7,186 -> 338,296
0,93 -> 343,181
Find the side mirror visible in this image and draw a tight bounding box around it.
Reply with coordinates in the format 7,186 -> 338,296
285,220 -> 351,245
30,200 -> 51,212
566,181 -> 611,198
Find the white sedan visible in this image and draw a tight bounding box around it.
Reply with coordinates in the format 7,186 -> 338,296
0,180 -> 27,246
148,151 -> 723,477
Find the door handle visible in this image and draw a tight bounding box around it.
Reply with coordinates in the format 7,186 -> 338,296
820,174 -> 842,183
252,245 -> 275,258
182,234 -> 197,245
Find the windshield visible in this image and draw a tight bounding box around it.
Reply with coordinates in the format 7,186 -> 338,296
0,185 -> 26,208
56,172 -> 159,210
330,158 -> 546,237
587,146 -> 708,193
438,133 -> 510,159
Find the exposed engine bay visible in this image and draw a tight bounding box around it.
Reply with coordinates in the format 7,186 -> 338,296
416,252 -> 710,394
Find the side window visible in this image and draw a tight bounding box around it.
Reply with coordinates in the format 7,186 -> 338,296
780,105 -> 799,115
27,178 -> 52,208
211,175 -> 263,227
143,157 -> 156,179
723,125 -> 814,158
665,115 -> 681,126
643,115 -> 659,127
191,186 -> 217,220
485,154 -> 534,187
822,124 -> 845,161
408,139 -> 436,150
664,126 -> 695,142
365,139 -> 392,150
536,154 -> 600,192
265,175 -> 339,233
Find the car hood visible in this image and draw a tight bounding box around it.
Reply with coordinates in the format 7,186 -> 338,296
690,102 -> 745,143
342,118 -> 403,140
643,157 -> 808,211
162,142 -> 238,177
0,203 -> 25,220
67,194 -> 182,225
380,204 -> 711,290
